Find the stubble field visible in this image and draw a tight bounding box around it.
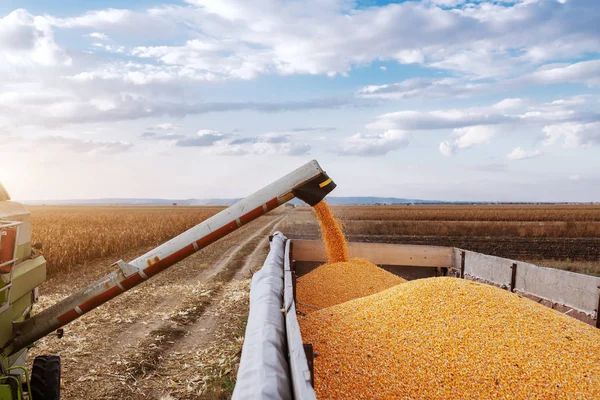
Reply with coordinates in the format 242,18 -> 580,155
281,204 -> 600,276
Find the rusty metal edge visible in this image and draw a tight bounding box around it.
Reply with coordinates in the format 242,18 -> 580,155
284,239 -> 317,400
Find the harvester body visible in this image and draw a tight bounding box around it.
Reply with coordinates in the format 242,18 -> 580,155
0,187 -> 46,398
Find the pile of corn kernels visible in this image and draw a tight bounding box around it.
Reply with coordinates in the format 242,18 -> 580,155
300,277 -> 600,399
297,258 -> 405,312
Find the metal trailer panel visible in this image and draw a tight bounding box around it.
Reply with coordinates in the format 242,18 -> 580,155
283,239 -> 317,400
454,247 -> 600,325
456,248 -> 513,288
232,233 -> 291,400
514,261 -> 600,317
292,260 -> 440,281
292,240 -> 453,268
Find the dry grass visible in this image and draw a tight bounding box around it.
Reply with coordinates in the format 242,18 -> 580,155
30,206 -> 223,276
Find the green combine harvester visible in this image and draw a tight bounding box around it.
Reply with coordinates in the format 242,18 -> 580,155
0,183 -> 52,400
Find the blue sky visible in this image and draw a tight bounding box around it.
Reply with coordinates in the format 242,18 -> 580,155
0,0 -> 599,202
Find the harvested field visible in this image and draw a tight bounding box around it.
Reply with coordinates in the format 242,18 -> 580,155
282,204 -> 600,265
27,206 -> 287,399
300,277 -> 600,399
30,206 -> 223,276
334,204 -> 600,222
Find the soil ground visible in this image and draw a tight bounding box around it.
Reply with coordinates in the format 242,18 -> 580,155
29,211 -> 287,400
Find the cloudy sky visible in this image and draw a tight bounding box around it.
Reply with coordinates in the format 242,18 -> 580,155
0,0 -> 599,202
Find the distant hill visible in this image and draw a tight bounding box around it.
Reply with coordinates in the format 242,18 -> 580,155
22,196 -> 438,206
313,197 -> 439,205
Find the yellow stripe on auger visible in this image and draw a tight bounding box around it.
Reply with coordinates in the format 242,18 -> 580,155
319,178 -> 332,188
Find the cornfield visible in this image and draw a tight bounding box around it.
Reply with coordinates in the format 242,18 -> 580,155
30,206 -> 222,276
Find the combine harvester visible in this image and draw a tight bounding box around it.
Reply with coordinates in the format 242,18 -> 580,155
1,159 -> 599,399
0,161 -> 335,399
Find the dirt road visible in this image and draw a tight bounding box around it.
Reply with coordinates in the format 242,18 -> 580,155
29,211 -> 287,400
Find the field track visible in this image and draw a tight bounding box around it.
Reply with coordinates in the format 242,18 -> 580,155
29,211 -> 287,400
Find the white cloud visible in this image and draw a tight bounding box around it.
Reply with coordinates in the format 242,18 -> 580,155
176,129 -> 229,147
425,0 -> 467,6
50,9 -> 133,28
152,123 -> 182,131
439,125 -> 496,156
48,0 -> 598,81
91,42 -> 125,54
339,130 -> 410,156
525,59 -> 600,87
570,174 -> 582,181
542,122 -> 600,148
367,109 -> 513,132
0,9 -> 71,66
358,78 -> 488,100
140,132 -> 185,141
0,1 -> 597,132
439,140 -> 455,157
359,59 -> 600,102
363,95 -> 600,156
88,32 -> 108,40
0,80 -> 354,126
505,147 -> 542,160
214,133 -> 311,156
168,130 -> 311,156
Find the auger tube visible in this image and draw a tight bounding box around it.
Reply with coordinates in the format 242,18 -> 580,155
8,160 -> 336,355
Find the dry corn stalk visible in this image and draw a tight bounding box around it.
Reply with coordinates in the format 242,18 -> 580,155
30,206 -> 222,276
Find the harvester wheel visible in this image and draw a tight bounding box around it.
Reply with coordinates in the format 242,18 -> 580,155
30,355 -> 61,400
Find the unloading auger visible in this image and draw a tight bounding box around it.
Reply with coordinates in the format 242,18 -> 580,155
0,160 -> 335,400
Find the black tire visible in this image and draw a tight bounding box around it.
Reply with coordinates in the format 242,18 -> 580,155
30,355 -> 61,400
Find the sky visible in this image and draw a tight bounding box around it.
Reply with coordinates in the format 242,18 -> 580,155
0,0 -> 599,202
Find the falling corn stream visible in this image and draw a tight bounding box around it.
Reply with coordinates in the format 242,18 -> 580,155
299,202 -> 600,399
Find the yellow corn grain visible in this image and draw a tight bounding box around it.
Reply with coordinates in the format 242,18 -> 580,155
313,201 -> 349,263
300,277 -> 600,399
297,258 -> 405,313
